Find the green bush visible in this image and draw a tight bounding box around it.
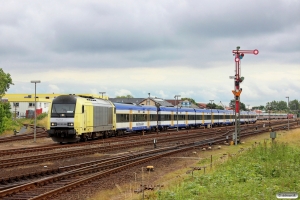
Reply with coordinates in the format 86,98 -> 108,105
37,113 -> 48,120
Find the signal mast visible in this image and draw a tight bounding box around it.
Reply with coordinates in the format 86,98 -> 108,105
232,46 -> 259,145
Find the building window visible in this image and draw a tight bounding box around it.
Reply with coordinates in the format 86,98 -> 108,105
29,103 -> 35,107
13,103 -> 19,107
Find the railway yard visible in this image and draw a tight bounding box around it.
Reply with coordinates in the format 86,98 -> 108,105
0,119 -> 299,200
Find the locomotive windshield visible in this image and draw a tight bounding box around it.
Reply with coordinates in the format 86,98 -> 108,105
51,104 -> 75,117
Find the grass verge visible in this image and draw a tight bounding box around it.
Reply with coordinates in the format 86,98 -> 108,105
156,129 -> 300,200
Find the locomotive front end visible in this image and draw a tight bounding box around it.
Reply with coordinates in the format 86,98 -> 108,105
47,95 -> 79,143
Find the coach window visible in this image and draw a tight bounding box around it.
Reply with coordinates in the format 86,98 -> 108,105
206,114 -> 211,120
180,115 -> 185,120
150,114 -> 157,121
133,114 -> 137,122
188,115 -> 194,120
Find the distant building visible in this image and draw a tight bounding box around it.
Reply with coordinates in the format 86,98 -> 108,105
109,98 -> 144,105
197,103 -> 207,109
139,97 -> 173,107
165,99 -> 199,108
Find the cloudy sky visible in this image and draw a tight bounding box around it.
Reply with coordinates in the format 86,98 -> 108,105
1,0 -> 299,108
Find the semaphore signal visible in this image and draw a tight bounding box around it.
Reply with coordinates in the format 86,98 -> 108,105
232,46 -> 259,145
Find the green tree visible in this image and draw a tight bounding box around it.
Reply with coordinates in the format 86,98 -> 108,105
116,95 -> 134,98
207,103 -> 217,109
0,68 -> 14,98
229,99 -> 246,111
0,68 -> 14,134
252,105 -> 264,110
206,103 -> 224,110
289,99 -> 299,112
215,105 -> 224,110
277,100 -> 288,111
0,102 -> 12,134
181,98 -> 197,105
266,100 -> 289,112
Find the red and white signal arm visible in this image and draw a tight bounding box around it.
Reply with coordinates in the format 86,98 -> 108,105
253,49 -> 259,55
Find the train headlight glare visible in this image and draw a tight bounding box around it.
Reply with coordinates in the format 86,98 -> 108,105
51,122 -> 57,126
68,122 -> 74,126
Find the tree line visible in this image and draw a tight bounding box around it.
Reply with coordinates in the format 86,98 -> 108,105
0,68 -> 14,134
116,95 -> 299,114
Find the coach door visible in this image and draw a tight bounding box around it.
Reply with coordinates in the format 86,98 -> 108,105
147,110 -> 150,128
129,110 -> 133,130
83,105 -> 87,131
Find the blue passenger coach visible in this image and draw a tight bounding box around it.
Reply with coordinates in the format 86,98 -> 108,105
158,106 -> 196,130
114,103 -> 157,133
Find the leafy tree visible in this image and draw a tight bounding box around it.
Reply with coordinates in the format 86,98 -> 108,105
229,99 -> 246,111
206,103 -> 214,109
181,98 -> 197,105
0,68 -> 14,134
266,101 -> 278,111
215,105 -> 224,110
266,100 -> 290,112
0,68 -> 14,98
252,105 -> 264,110
277,100 -> 288,111
116,95 -> 134,98
0,102 -> 12,134
206,103 -> 221,109
289,99 -> 299,112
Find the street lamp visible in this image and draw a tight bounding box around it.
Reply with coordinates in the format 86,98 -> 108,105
209,100 -> 214,127
247,104 -> 250,123
286,96 -> 289,131
148,93 -> 150,105
31,80 -> 41,143
99,92 -> 106,99
174,95 -> 181,131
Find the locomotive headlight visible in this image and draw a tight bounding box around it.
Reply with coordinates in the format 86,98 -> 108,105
68,122 -> 74,126
51,122 -> 57,126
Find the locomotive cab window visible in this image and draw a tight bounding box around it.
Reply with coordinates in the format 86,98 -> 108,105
51,103 -> 76,117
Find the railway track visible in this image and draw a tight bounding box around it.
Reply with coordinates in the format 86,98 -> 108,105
0,133 -> 230,199
0,129 -> 224,168
0,120 -> 292,156
0,121 -> 297,184
0,127 -> 47,144
0,121 -> 298,199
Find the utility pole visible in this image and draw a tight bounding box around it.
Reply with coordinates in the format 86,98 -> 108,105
99,92 -> 106,99
209,100 -> 214,127
31,80 -> 41,143
174,95 -> 181,131
232,46 -> 259,145
142,167 -> 144,200
247,105 -> 250,123
286,96 -> 289,131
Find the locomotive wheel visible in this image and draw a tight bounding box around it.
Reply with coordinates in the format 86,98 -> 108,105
81,134 -> 87,142
103,132 -> 108,139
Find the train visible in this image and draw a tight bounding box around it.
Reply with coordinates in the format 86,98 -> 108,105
256,112 -> 294,120
47,94 -> 258,143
